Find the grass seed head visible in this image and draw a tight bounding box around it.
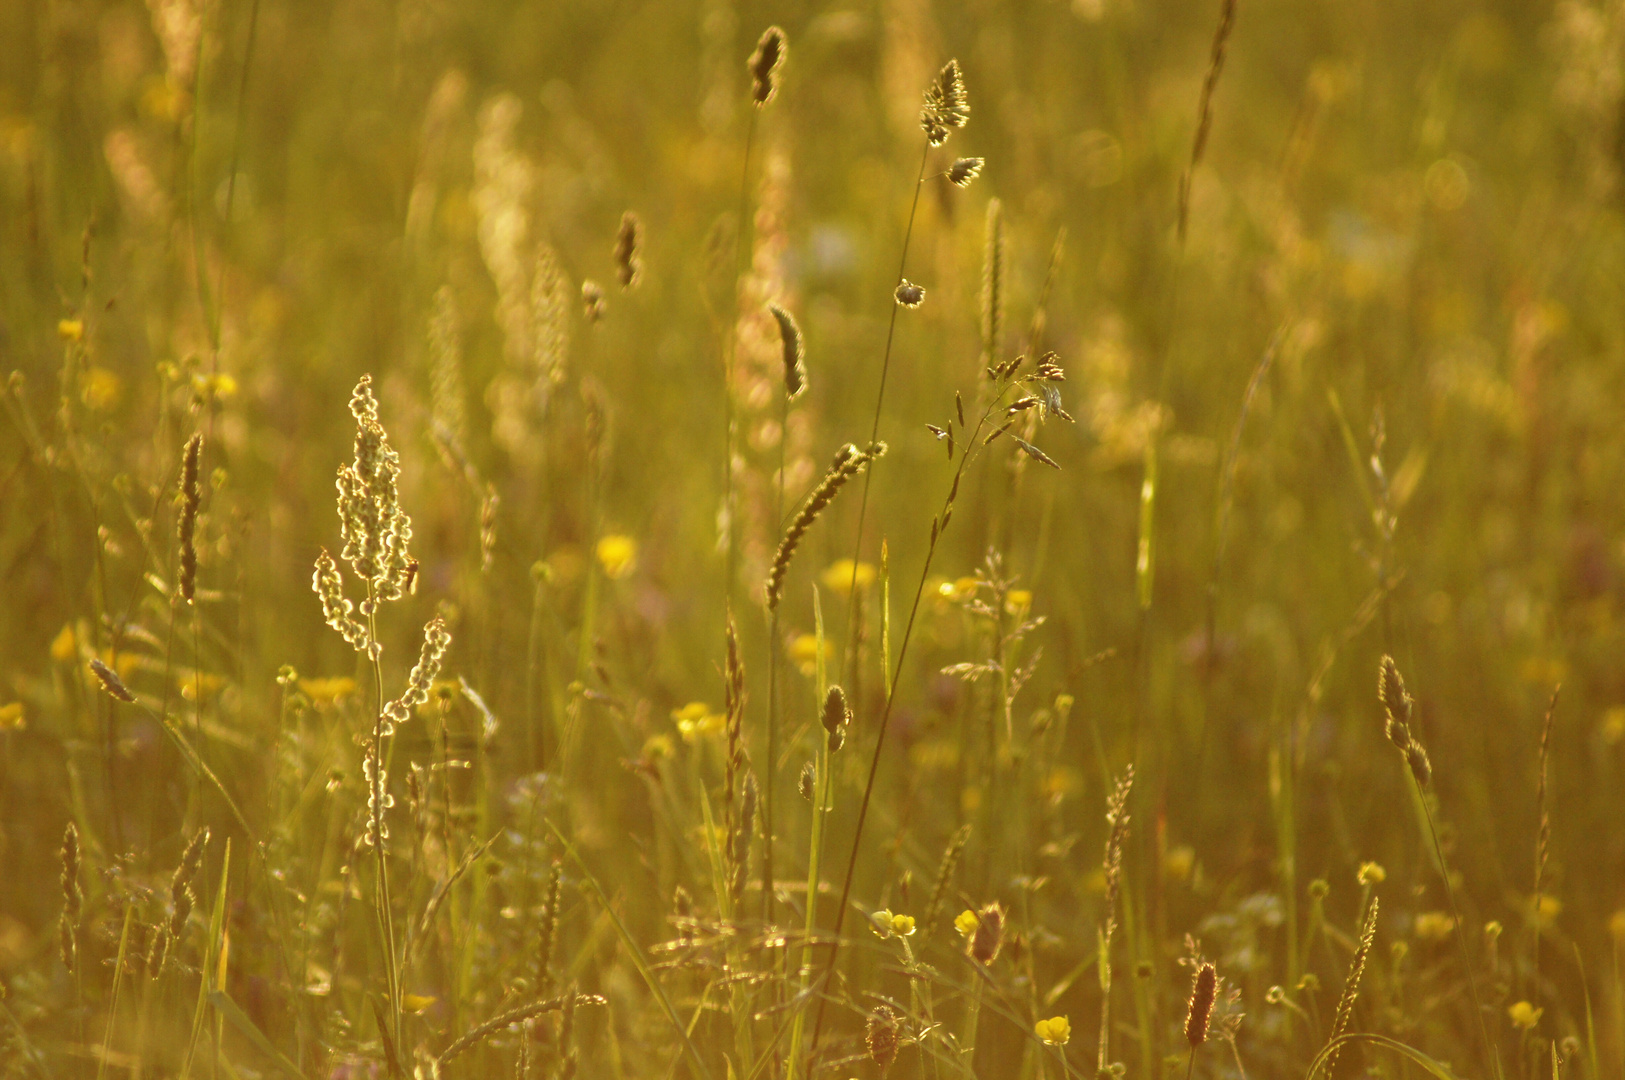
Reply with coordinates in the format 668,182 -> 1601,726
749,27 -> 786,106
768,302 -> 806,400
613,211 -> 642,290
867,1004 -> 901,1071
921,59 -> 969,146
1185,962 -> 1217,1047
177,433 -> 202,604
970,901 -> 1005,964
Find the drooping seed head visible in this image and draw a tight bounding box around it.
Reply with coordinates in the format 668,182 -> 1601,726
89,657 -> 135,703
768,302 -> 806,400
948,157 -> 985,188
1378,655 -> 1412,748
895,280 -> 925,308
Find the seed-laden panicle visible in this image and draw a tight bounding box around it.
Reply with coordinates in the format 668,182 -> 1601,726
948,157 -> 985,188
363,740 -> 394,849
768,302 -> 806,400
969,901 -> 1005,965
1377,655 -> 1432,787
613,211 -> 642,290
765,441 -> 886,610
749,26 -> 787,106
981,197 -> 1005,369
1185,962 -> 1218,1047
312,548 -> 374,657
336,375 -> 415,603
867,1004 -> 901,1072
168,828 -> 209,944
921,58 -> 970,147
59,822 -> 82,972
924,824 -> 971,931
1378,654 -> 1412,748
1101,765 -> 1134,939
177,433 -> 202,604
821,685 -> 851,752
1325,896 -> 1379,1075
382,616 -> 452,734
536,860 -> 562,996
89,657 -> 135,703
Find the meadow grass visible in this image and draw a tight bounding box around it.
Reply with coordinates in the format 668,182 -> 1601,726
1,1 -> 1622,1077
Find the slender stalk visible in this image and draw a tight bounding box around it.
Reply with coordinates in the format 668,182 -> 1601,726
841,138 -> 933,664
809,387 -> 1015,1058
365,591 -> 402,1051
765,390 -> 788,926
723,109 -> 760,608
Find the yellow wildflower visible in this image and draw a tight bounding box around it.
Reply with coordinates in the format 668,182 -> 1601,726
642,733 -> 675,760
0,703 -> 24,730
1529,895 -> 1561,927
57,318 -> 84,342
596,535 -> 637,580
1035,1015 -> 1071,1046
51,624 -> 77,662
1004,589 -> 1033,614
789,633 -> 832,678
1413,912 -> 1455,941
299,677 -> 358,705
1164,845 -> 1195,883
1507,1001 -> 1542,1030
1357,861 -> 1386,885
1611,910 -> 1625,941
954,909 -> 980,938
672,702 -> 725,743
820,559 -> 875,594
1603,706 -> 1625,745
79,367 -> 122,410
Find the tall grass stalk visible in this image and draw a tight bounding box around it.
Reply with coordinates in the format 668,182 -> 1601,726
809,375 -> 1027,1059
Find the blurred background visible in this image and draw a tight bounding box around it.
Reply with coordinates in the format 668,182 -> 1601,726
3,0 -> 1625,1075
